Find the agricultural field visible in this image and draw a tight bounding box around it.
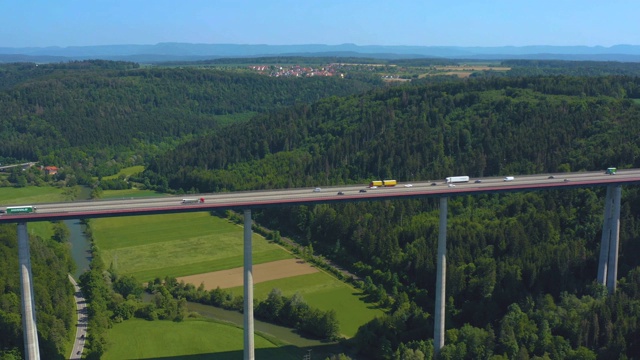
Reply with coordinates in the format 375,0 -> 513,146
0,185 -> 69,239
92,212 -> 293,281
420,64 -> 511,78
93,210 -> 384,341
96,165 -> 144,181
103,318 -> 302,360
177,258 -> 320,289
228,271 -> 382,337
100,188 -> 165,199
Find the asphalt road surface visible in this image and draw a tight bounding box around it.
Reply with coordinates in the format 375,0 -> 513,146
2,169 -> 640,223
68,275 -> 87,359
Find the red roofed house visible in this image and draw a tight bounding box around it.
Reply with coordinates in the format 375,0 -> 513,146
44,166 -> 58,175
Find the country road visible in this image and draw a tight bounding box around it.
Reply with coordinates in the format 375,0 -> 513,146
68,275 -> 88,360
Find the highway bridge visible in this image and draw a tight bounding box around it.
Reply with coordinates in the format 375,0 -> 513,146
2,168 -> 640,360
2,169 -> 640,223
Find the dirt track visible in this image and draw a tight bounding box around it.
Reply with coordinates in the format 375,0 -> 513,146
177,258 -> 319,290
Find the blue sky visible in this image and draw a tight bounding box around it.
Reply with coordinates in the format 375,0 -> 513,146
1,0 -> 638,48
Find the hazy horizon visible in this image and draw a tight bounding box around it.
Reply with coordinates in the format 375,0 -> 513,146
1,0 -> 638,48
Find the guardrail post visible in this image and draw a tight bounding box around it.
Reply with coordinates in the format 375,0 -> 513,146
18,222 -> 40,360
243,210 -> 255,360
434,197 -> 448,357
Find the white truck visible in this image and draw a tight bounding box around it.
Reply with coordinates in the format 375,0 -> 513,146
181,198 -> 205,204
445,176 -> 470,183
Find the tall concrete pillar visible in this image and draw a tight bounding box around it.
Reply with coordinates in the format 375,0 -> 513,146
243,210 -> 255,360
597,185 -> 622,294
18,222 -> 40,360
597,186 -> 613,284
434,197 -> 448,356
606,186 -> 622,293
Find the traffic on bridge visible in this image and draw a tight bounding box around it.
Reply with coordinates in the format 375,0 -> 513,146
2,168 -> 640,223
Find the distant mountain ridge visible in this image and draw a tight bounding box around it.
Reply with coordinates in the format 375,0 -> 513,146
1,43 -> 640,63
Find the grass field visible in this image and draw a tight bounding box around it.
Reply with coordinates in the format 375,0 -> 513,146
92,212 -> 292,280
229,272 -> 382,337
0,186 -> 68,204
97,165 -> 145,181
100,188 -> 166,199
104,318 -> 303,360
0,186 -> 69,240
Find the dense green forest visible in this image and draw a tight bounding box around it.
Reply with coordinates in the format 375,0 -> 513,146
0,225 -> 76,359
3,60 -> 640,358
144,76 -> 640,191
0,60 -> 382,177
141,75 -> 640,359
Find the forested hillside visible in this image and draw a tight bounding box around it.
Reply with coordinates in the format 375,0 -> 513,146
0,225 -> 76,359
145,76 -> 640,191
0,61 -> 382,172
142,75 -> 640,359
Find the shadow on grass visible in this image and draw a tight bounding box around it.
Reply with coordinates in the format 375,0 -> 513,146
133,343 -> 345,360
352,290 -> 385,309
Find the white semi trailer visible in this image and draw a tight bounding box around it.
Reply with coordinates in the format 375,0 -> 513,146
445,176 -> 470,183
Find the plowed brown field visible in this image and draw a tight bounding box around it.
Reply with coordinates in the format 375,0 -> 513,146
177,258 -> 318,290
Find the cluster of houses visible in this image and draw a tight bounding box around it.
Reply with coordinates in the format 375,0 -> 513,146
248,64 -> 343,78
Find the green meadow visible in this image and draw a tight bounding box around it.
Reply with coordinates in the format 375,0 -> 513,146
103,318 -> 301,360
96,165 -> 145,180
229,272 -> 382,337
0,186 -> 68,239
100,188 -> 165,199
92,212 -> 292,280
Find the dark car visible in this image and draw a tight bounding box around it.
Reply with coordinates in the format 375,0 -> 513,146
337,191 -> 345,195
564,178 -> 570,182
359,189 -> 367,193
474,179 -> 482,183
548,175 -> 555,179
431,182 -> 437,186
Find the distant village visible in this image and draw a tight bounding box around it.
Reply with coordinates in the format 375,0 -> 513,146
247,64 -> 344,78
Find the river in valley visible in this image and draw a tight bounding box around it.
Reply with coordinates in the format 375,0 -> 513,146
67,186 -> 92,279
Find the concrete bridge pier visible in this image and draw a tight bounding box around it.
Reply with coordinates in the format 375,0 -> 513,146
18,222 -> 41,360
434,197 -> 448,357
597,185 -> 622,294
243,210 -> 255,360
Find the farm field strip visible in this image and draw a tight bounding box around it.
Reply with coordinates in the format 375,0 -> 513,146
177,258 -> 319,289
104,318 -> 300,360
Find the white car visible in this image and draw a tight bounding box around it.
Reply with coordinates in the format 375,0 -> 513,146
404,184 -> 413,187
313,188 -> 322,192
448,183 -> 456,187
369,186 -> 378,189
